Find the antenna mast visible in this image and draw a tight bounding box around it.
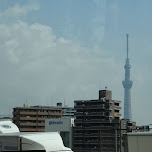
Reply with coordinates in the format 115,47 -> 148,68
126,34 -> 129,59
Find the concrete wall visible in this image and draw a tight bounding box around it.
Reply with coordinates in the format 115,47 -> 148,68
128,134 -> 152,152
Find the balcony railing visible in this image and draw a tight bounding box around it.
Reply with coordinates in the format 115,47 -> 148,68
114,106 -> 121,110
20,128 -> 44,132
74,105 -> 105,109
19,123 -> 45,126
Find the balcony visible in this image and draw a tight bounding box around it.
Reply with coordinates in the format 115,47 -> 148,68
19,111 -> 37,115
74,140 -> 98,145
75,119 -> 91,123
37,117 -> 46,120
74,105 -> 105,110
114,113 -> 121,117
37,112 -> 61,116
75,112 -> 105,116
74,133 -> 98,137
73,147 -> 118,152
74,126 -> 114,131
74,112 -> 84,116
88,112 -> 105,116
114,105 -> 121,110
20,128 -> 44,132
90,126 -> 114,130
75,119 -> 110,123
19,117 -> 37,120
74,132 -> 120,138
19,123 -> 36,126
90,119 -> 110,123
73,148 -> 100,152
112,119 -> 120,123
19,123 -> 45,126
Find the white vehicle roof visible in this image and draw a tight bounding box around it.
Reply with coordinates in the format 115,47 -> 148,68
0,132 -> 72,152
0,121 -> 72,152
0,121 -> 19,133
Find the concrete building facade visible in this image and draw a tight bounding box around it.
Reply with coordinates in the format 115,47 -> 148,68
73,90 -> 121,152
123,132 -> 152,152
13,105 -> 62,132
120,120 -> 150,152
120,119 -> 136,152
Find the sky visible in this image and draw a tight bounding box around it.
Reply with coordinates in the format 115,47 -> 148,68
0,0 -> 151,125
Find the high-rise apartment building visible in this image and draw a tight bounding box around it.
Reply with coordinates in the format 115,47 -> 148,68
13,105 -> 62,132
73,90 -> 121,152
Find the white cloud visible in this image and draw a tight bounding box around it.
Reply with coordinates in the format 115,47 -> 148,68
0,2 -> 39,18
0,20 -> 123,112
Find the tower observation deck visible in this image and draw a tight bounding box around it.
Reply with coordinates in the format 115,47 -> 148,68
122,34 -> 133,120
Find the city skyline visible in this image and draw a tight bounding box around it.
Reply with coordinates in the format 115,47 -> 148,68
0,0 -> 152,125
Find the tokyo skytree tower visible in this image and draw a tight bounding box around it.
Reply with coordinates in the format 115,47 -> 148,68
122,34 -> 133,120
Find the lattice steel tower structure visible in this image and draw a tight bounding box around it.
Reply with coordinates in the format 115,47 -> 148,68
122,34 -> 133,120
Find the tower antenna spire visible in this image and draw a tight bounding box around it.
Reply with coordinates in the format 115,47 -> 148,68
126,34 -> 129,59
122,34 -> 133,120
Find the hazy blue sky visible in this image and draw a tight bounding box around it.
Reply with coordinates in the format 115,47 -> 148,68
0,0 -> 151,125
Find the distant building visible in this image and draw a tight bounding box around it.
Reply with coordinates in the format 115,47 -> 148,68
120,119 -> 136,152
149,124 -> 152,131
136,125 -> 149,132
121,120 -> 150,152
13,104 -> 62,132
56,102 -> 76,118
0,115 -> 12,121
73,90 -> 121,152
123,132 -> 152,152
